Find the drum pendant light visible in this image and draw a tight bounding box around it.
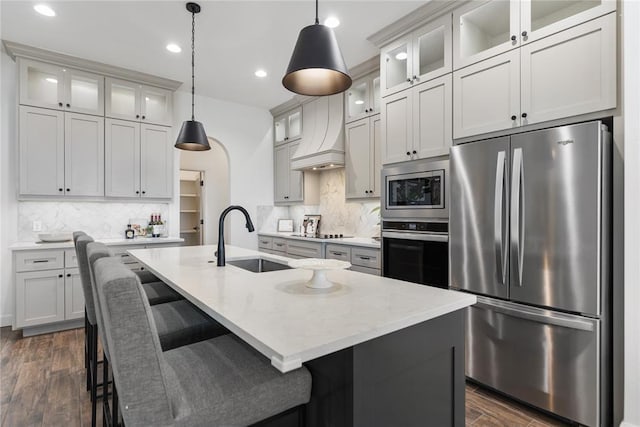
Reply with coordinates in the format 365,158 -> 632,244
282,0 -> 352,96
175,2 -> 210,151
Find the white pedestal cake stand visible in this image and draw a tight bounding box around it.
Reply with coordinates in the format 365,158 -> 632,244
288,258 -> 351,289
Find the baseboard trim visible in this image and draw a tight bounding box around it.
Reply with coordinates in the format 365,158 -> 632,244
0,314 -> 13,328
621,421 -> 640,427
21,319 -> 84,337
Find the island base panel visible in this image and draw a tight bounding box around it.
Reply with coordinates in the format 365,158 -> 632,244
304,310 -> 465,427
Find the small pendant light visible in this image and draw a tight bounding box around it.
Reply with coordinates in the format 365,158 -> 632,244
175,2 -> 210,151
282,0 -> 352,96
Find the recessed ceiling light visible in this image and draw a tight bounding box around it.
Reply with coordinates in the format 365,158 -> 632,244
34,4 -> 55,17
166,43 -> 182,53
324,16 -> 340,28
254,69 -> 267,78
354,100 -> 364,105
395,52 -> 408,61
45,78 -> 58,84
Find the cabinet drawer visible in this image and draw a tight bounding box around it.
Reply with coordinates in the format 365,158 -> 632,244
272,238 -> 288,253
110,245 -> 144,264
65,249 -> 78,268
258,236 -> 273,250
15,250 -> 65,272
326,244 -> 351,262
351,247 -> 381,269
349,265 -> 381,276
286,240 -> 323,258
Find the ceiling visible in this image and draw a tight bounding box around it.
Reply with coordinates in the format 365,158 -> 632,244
0,1 -> 425,110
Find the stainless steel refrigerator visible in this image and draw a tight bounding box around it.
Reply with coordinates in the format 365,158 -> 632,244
449,121 -> 611,426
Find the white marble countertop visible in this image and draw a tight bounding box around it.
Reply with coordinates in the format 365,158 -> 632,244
128,245 -> 475,373
258,232 -> 381,249
9,237 -> 184,251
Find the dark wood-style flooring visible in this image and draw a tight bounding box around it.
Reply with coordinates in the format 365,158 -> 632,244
0,326 -> 570,426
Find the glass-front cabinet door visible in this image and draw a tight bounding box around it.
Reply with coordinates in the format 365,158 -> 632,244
380,37 -> 412,97
412,15 -> 452,84
274,115 -> 287,146
105,77 -> 141,122
19,59 -> 65,110
287,108 -> 302,142
346,79 -> 369,123
521,0 -> 616,44
65,69 -> 104,116
453,0 -> 520,70
372,76 -> 381,113
141,85 -> 172,126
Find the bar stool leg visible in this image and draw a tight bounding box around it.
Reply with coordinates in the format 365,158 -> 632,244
85,311 -> 90,391
90,325 -> 98,427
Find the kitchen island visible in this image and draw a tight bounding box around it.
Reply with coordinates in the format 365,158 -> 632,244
128,245 -> 476,427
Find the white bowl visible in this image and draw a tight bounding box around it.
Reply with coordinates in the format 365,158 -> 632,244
38,233 -> 73,242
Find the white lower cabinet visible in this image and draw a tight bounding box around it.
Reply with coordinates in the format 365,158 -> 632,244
64,268 -> 84,320
345,114 -> 381,199
15,270 -> 65,328
382,74 -> 452,164
453,13 -> 616,140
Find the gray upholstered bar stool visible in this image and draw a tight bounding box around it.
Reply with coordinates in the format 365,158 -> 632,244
94,257 -> 312,427
86,242 -> 231,426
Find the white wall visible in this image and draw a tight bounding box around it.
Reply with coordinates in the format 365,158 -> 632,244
173,91 -> 273,250
180,137 -> 230,245
0,47 -> 18,326
622,2 -> 640,426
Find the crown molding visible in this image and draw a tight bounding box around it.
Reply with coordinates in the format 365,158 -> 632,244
2,40 -> 182,91
367,0 -> 469,48
349,56 -> 380,81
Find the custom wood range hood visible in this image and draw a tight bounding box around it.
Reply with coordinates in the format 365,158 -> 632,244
290,93 -> 345,171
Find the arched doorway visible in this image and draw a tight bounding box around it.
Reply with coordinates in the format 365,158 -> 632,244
179,137 -> 230,245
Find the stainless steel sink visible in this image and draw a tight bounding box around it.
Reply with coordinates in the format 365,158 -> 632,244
227,258 -> 291,273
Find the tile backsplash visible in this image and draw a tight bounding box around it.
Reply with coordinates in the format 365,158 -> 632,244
257,169 -> 380,238
18,201 -> 170,241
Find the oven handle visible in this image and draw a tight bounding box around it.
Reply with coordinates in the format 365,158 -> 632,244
382,231 -> 448,242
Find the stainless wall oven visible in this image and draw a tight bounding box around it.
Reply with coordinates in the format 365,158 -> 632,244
382,221 -> 449,289
381,157 -> 449,220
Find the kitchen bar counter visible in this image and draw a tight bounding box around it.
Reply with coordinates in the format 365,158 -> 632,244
9,236 -> 184,251
257,231 -> 381,249
128,244 -> 474,426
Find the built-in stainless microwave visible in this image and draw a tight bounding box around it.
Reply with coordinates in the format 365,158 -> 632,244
381,157 -> 449,220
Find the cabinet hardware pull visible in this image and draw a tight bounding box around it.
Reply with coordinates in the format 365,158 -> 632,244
58,274 -> 63,278
522,31 -> 528,37
142,191 -> 146,194
66,103 -> 70,108
120,254 -> 128,257
365,190 -> 369,194
331,252 -> 343,256
406,78 -> 412,83
58,102 -> 63,107
136,191 -> 140,194
511,115 -> 517,120
412,75 -> 417,81
358,256 -> 371,260
66,273 -> 71,277
136,114 -> 140,119
66,188 -> 70,192
521,113 -> 528,118
406,151 -> 411,156
142,115 -> 146,119
511,35 -> 517,41
59,188 -> 63,192
33,260 -> 49,263
412,150 -> 417,155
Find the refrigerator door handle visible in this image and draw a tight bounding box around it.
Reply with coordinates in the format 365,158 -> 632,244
474,297 -> 595,332
494,151 -> 507,285
510,148 -> 525,286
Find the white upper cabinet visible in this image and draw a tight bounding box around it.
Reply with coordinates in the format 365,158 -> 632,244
19,59 -> 104,116
105,119 -> 173,199
19,106 -> 104,197
520,0 -> 616,44
345,114 -> 381,199
381,15 -> 452,97
346,72 -> 381,124
274,141 -> 303,204
382,74 -> 452,164
453,0 -> 520,70
106,78 -> 172,126
274,107 -> 302,146
520,12 -> 616,125
453,50 -> 520,139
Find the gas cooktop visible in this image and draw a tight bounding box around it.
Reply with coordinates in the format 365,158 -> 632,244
290,234 -> 354,239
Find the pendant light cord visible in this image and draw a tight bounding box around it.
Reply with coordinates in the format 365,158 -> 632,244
315,0 -> 319,24
191,9 -> 196,121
